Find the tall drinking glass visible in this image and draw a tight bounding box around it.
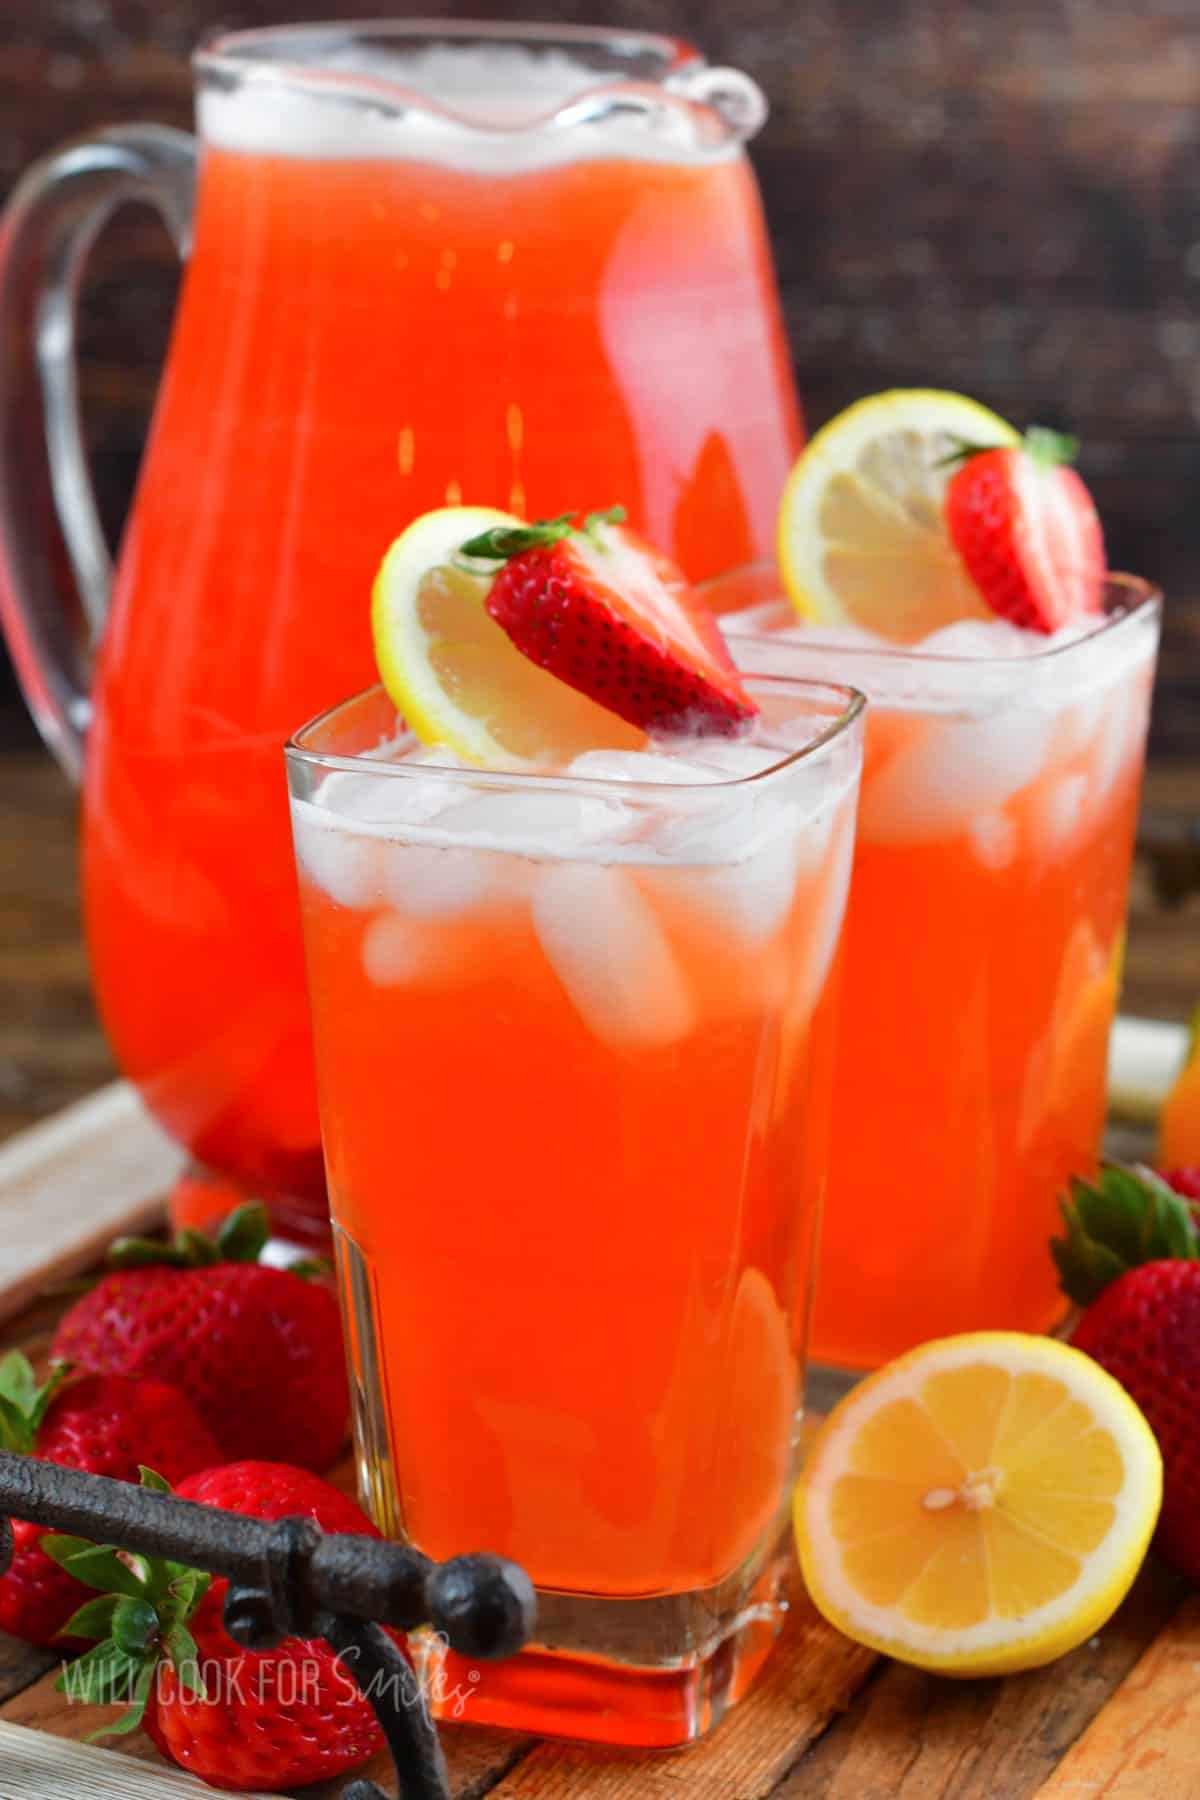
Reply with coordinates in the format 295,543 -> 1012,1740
285,676 -> 864,1746
718,576 -> 1161,1371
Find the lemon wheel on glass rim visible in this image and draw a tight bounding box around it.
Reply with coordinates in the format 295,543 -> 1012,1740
777,389 -> 1019,642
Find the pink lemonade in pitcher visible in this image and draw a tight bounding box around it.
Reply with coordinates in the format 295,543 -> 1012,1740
68,30 -> 800,1233
65,31 -> 802,1238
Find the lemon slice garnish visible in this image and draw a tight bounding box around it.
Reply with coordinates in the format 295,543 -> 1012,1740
371,506 -> 642,766
778,390 -> 1020,642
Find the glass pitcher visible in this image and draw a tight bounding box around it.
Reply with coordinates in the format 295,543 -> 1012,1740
0,22 -> 801,1238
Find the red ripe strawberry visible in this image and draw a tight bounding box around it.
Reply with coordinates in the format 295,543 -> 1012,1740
0,1354 -> 221,1646
1160,1166 -> 1200,1208
1053,1163 -> 1200,1581
51,1204 -> 347,1473
943,426 -> 1105,632
461,507 -> 757,734
52,1463 -> 397,1792
1072,1264 -> 1200,1582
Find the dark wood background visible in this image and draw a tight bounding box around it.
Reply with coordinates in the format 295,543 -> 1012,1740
1,0 -> 1199,759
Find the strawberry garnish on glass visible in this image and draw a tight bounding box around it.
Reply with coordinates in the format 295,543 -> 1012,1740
943,426 -> 1106,632
461,506 -> 758,735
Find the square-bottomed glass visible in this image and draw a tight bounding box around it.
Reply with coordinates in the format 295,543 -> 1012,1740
285,674 -> 864,1747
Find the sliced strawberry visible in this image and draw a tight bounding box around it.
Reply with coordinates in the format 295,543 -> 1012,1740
943,427 -> 1105,633
461,509 -> 758,735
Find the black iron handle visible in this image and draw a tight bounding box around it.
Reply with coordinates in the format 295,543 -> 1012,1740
0,1450 -> 535,1800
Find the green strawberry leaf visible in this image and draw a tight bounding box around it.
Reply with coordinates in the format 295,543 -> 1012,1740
59,1546 -> 151,1599
57,1638 -> 142,1706
111,1597 -> 160,1657
166,1568 -> 210,1620
458,512 -> 576,562
286,1257 -> 334,1282
108,1200 -> 273,1272
40,1534 -> 96,1569
0,1354 -> 73,1452
1023,425 -> 1079,469
137,1466 -> 172,1496
581,504 -> 627,545
458,503 -> 628,564
215,1202 -> 272,1264
84,1658 -> 157,1741
163,1623 -> 207,1699
57,1594 -> 119,1642
0,1394 -> 32,1454
0,1352 -> 39,1413
1051,1161 -> 1200,1306
105,1235 -> 193,1270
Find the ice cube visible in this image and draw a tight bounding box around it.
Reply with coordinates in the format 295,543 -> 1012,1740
689,740 -> 781,779
1091,677 -> 1150,805
291,802 -> 381,909
794,808 -> 857,1017
857,708 -> 1054,844
382,843 -> 498,919
361,911 -> 428,985
531,862 -> 695,1047
317,768 -> 470,827
567,749 -> 724,786
674,823 -> 803,942
1032,773 -> 1088,854
919,618 -> 1041,659
427,789 -> 628,859
969,810 -> 1017,870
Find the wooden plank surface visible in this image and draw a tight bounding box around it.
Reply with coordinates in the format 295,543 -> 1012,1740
1030,1597 -> 1200,1800
775,1560 -> 1189,1800
0,1720 -> 270,1798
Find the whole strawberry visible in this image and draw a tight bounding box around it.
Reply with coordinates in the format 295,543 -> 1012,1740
1160,1166 -> 1200,1210
51,1205 -> 347,1473
1053,1163 -> 1200,1582
52,1463 -> 395,1792
943,426 -> 1105,632
0,1353 -> 221,1646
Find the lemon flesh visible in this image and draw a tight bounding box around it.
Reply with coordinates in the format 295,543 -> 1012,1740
795,1331 -> 1162,1676
777,389 -> 1020,642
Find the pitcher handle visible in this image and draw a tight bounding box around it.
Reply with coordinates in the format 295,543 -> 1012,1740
0,125 -> 195,779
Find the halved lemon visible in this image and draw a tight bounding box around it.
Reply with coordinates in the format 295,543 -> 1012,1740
778,390 -> 1020,642
795,1331 -> 1161,1677
371,506 -> 642,766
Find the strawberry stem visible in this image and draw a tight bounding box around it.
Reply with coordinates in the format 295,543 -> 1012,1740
107,1201 -> 272,1273
459,505 -> 626,564
1023,425 -> 1079,469
52,1469 -> 212,1735
934,425 -> 1079,472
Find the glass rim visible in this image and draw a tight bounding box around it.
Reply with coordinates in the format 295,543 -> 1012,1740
285,674 -> 867,798
709,566 -> 1163,668
198,18 -> 700,71
194,20 -> 719,133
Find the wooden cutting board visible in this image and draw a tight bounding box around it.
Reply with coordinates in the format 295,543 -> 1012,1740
0,1077 -> 1194,1799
